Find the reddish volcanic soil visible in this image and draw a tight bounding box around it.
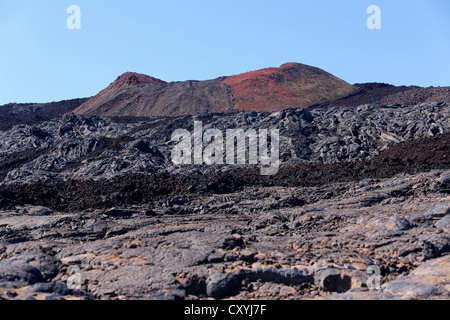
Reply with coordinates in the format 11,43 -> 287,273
372,133 -> 450,168
221,65 -> 297,111
221,63 -> 357,111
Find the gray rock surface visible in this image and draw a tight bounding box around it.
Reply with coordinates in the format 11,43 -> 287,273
0,103 -> 448,185
0,169 -> 449,300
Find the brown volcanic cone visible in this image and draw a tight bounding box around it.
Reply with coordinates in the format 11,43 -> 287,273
107,72 -> 167,89
74,72 -> 167,115
74,63 -> 357,117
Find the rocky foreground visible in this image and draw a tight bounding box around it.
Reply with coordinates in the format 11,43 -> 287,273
0,169 -> 448,300
0,102 -> 449,300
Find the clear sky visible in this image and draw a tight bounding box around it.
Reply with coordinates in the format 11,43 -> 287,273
0,0 -> 449,105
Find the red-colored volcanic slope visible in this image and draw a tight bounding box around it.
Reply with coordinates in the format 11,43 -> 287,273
221,63 -> 357,111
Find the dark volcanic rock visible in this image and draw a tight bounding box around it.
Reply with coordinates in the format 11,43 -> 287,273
0,92 -> 449,300
319,83 -> 450,108
206,273 -> 241,299
0,102 -> 448,188
0,98 -> 88,131
0,262 -> 44,287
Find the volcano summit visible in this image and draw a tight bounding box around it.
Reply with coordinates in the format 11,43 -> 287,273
74,63 -> 357,117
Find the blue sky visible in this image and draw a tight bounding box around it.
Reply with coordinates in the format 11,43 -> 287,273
0,0 -> 449,105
